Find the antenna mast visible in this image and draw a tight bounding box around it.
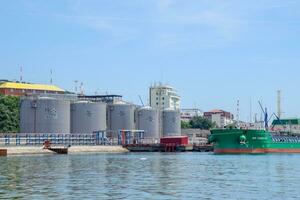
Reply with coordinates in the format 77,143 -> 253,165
74,80 -> 78,94
80,82 -> 84,96
50,69 -> 53,84
20,66 -> 23,82
237,99 -> 240,127
250,97 -> 252,123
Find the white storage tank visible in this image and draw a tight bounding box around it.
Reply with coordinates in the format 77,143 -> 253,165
20,97 -> 70,133
163,109 -> 181,136
71,101 -> 107,133
137,107 -> 160,139
108,103 -> 135,133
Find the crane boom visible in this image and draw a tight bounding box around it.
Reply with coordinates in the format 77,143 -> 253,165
258,101 -> 265,114
138,95 -> 144,107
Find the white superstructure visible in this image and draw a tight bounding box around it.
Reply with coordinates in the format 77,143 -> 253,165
180,109 -> 203,122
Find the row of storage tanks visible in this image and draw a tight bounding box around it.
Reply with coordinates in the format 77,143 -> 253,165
20,97 -> 181,138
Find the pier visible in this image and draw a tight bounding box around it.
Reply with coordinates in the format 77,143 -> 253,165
0,133 -> 129,156
124,144 -> 212,152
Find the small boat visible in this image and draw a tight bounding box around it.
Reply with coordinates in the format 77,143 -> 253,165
43,140 -> 69,154
47,147 -> 68,154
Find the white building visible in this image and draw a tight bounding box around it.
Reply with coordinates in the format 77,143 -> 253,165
180,109 -> 203,122
204,109 -> 234,128
150,83 -> 181,110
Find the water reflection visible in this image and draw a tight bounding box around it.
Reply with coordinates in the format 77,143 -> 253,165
0,153 -> 300,199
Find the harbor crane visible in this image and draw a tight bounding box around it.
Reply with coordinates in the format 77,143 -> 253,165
258,101 -> 281,130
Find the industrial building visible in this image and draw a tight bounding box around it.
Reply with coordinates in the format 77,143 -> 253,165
149,83 -> 181,110
204,109 -> 234,128
0,81 -> 65,96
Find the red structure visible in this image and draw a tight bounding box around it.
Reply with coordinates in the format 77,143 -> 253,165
160,136 -> 189,146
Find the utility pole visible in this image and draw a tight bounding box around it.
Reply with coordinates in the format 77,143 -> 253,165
277,90 -> 282,119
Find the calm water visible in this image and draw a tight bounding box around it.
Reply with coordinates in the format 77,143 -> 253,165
0,152 -> 300,200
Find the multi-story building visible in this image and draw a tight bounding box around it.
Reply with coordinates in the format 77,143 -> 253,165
0,81 -> 65,96
180,109 -> 203,122
204,109 -> 234,128
149,83 -> 180,110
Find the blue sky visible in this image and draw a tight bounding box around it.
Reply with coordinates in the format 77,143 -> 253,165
1,0 -> 300,121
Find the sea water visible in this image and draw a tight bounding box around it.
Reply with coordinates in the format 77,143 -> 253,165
0,152 -> 299,200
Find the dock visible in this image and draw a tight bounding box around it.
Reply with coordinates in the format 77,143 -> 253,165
125,144 -> 213,152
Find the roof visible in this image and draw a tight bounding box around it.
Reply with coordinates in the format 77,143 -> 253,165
207,109 -> 224,113
80,95 -> 122,98
0,82 -> 65,92
272,118 -> 300,125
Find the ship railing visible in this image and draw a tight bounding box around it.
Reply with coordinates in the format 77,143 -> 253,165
272,135 -> 300,143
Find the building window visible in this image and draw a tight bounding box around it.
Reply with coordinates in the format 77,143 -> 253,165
162,97 -> 165,100
156,102 -> 159,105
156,97 -> 158,100
10,89 -> 14,92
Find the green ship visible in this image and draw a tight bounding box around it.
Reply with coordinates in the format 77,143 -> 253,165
209,128 -> 300,154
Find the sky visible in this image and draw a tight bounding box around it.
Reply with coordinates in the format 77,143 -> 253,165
1,0 -> 300,121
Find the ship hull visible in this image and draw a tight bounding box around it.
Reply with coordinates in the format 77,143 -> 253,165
214,148 -> 300,154
210,129 -> 300,154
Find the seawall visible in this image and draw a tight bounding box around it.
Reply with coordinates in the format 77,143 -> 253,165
3,146 -> 129,156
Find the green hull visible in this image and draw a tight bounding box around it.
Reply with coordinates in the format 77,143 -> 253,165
209,129 -> 300,154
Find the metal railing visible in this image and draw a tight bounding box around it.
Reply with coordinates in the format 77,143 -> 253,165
0,132 -> 115,146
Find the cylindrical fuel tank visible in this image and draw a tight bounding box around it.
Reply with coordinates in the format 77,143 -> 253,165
137,107 -> 160,139
20,97 -> 70,133
108,103 -> 135,132
71,101 -> 107,133
162,109 -> 181,136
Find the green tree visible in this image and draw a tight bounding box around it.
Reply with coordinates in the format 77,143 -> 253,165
0,94 -> 20,133
189,116 -> 214,130
181,121 -> 191,129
